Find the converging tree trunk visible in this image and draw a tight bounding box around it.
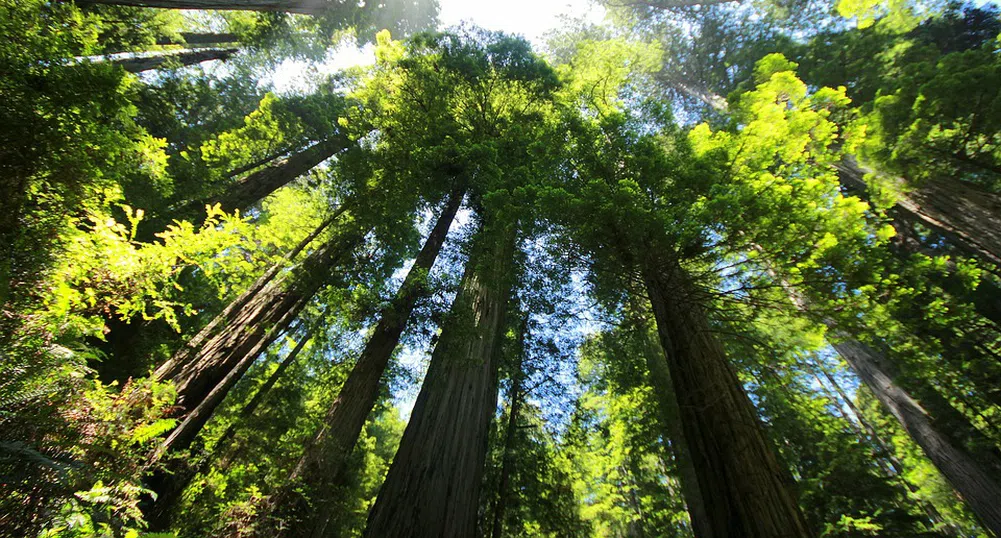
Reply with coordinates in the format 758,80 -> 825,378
490,317 -> 527,538
363,216 -> 518,538
156,32 -> 240,46
167,136 -> 349,225
831,337 -> 1001,535
148,321 -> 318,528
641,256 -> 813,538
260,186 -> 464,537
837,157 -> 1001,270
113,48 -> 237,73
641,330 -> 714,538
150,206 -> 357,458
81,0 -> 356,15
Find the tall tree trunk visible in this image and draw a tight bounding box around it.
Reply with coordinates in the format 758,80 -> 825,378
641,256 -> 813,538
166,137 -> 348,225
836,157 -> 1001,270
830,337 -> 1001,536
641,331 -> 714,538
363,217 -> 518,538
157,32 -> 240,46
260,187 -> 464,537
490,317 -> 527,538
147,321 -> 317,528
113,47 -> 237,73
82,0 -> 350,15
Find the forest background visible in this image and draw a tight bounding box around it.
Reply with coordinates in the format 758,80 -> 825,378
3,0 -> 1001,536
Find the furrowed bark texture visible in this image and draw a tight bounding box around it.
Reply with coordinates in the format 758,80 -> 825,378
490,318 -> 527,538
837,157 -> 1001,269
264,187 -> 464,538
363,221 -> 517,538
832,337 -> 1001,536
114,48 -> 237,73
642,258 -> 813,538
642,332 -> 714,538
83,0 -> 353,15
148,323 -> 316,528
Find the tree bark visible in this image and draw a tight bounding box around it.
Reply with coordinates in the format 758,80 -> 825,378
837,157 -> 1001,270
113,48 -> 238,73
82,0 -> 355,16
831,337 -> 1001,536
167,137 -> 348,224
641,256 -> 813,538
147,321 -> 317,528
641,331 -> 714,538
490,317 -> 527,538
363,218 -> 518,538
157,32 -> 240,46
260,187 -> 465,537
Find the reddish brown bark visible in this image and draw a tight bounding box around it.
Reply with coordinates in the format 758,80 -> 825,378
642,257 -> 813,538
363,219 -> 518,538
260,187 -> 465,537
113,48 -> 237,73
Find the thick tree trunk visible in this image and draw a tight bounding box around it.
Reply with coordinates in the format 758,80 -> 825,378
363,219 -> 518,538
490,318 -> 527,538
147,322 -> 317,528
641,257 -> 813,538
831,337 -> 1001,536
837,157 -> 1001,269
261,187 -> 464,537
82,0 -> 352,15
641,332 -> 714,538
113,48 -> 237,73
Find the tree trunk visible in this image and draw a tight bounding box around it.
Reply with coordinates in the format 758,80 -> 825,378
81,0 -> 352,15
167,137 -> 348,224
260,187 -> 464,537
641,331 -> 714,538
157,32 -> 240,46
641,256 -> 813,538
490,317 -> 527,538
831,337 -> 1001,536
113,48 -> 237,73
147,322 -> 317,528
363,218 -> 518,538
837,157 -> 1001,270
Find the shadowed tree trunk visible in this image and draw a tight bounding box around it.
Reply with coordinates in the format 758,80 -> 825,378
830,337 -> 1001,536
157,32 -> 240,46
147,321 -> 318,528
82,0 -> 356,15
490,317 -> 527,538
641,330 -> 714,538
113,48 -> 237,73
259,186 -> 465,537
837,156 -> 1001,270
166,136 -> 349,225
641,255 -> 813,538
363,217 -> 518,538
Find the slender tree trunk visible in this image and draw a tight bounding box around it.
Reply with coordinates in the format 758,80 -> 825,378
641,331 -> 714,538
641,256 -> 813,538
167,137 -> 348,224
363,217 -> 518,538
260,187 -> 465,537
81,0 -> 350,15
113,48 -> 237,73
157,32 -> 240,46
490,318 -> 527,538
831,337 -> 1001,536
147,322 -> 317,528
